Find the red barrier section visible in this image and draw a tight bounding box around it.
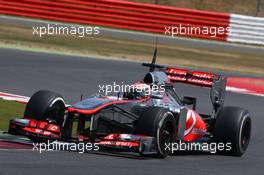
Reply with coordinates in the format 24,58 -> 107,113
0,0 -> 230,40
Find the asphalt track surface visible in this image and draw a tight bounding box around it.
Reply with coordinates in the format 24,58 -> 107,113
0,48 -> 264,175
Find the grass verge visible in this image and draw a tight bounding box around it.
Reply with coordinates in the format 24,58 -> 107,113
1,23 -> 264,75
0,100 -> 25,131
130,0 -> 264,17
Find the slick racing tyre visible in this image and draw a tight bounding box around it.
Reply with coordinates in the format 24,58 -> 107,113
24,90 -> 66,125
134,106 -> 176,158
213,106 -> 251,156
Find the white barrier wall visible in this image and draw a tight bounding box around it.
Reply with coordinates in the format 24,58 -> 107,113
228,14 -> 264,45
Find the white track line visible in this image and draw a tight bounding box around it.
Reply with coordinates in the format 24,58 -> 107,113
0,92 -> 29,103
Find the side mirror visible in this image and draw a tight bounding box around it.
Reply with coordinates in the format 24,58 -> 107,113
182,97 -> 197,110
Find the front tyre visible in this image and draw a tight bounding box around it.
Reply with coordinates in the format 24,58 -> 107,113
24,90 -> 66,125
134,107 -> 176,158
213,106 -> 251,156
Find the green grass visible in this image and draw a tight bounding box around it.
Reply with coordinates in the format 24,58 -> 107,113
0,99 -> 25,131
130,0 -> 264,16
1,23 -> 264,75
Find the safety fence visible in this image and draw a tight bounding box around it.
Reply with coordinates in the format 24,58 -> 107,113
0,0 -> 263,45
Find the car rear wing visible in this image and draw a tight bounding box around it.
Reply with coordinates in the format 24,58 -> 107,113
166,67 -> 227,113
142,62 -> 227,113
167,67 -> 217,87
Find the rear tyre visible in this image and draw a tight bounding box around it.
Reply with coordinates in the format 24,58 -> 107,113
134,107 -> 176,158
24,90 -> 66,125
213,106 -> 251,156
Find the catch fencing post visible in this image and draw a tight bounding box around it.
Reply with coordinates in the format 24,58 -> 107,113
256,0 -> 262,16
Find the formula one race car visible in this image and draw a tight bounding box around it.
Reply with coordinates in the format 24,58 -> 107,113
8,53 -> 251,158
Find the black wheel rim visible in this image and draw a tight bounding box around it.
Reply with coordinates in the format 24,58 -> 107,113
241,118 -> 251,150
46,101 -> 65,125
159,121 -> 174,155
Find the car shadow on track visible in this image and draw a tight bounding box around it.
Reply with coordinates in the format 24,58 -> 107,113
85,150 -> 214,160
